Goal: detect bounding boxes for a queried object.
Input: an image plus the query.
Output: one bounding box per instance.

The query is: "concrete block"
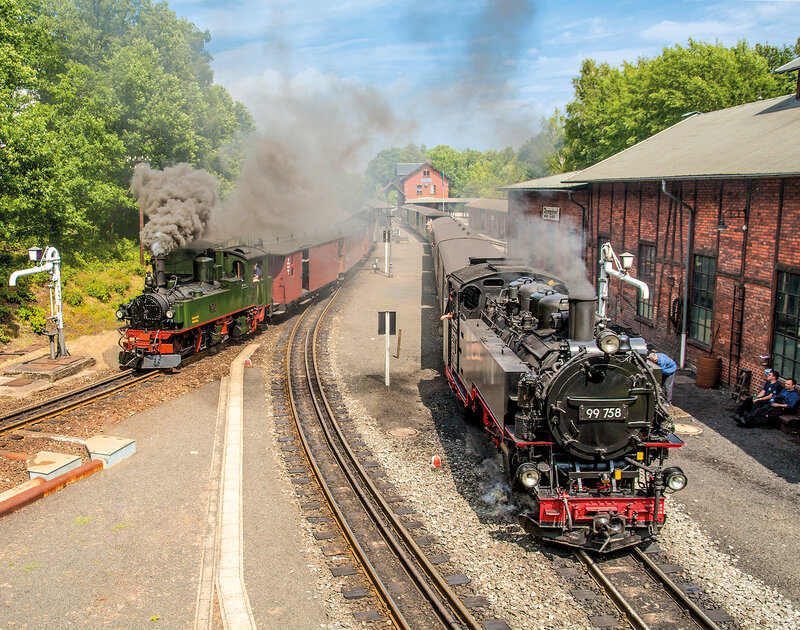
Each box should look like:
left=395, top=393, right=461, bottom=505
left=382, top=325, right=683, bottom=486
left=27, top=451, right=81, bottom=481
left=85, top=435, right=136, bottom=467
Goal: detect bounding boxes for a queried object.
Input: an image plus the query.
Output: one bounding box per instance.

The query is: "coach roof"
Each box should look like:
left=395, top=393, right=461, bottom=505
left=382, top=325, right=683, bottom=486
left=566, top=94, right=800, bottom=182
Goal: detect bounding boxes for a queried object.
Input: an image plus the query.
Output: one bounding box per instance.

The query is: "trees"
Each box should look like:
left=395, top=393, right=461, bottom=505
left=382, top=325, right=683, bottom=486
left=560, top=40, right=797, bottom=171
left=0, top=0, right=254, bottom=254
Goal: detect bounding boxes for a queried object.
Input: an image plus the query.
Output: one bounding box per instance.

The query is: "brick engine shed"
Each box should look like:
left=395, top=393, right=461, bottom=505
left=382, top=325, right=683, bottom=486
left=505, top=92, right=800, bottom=390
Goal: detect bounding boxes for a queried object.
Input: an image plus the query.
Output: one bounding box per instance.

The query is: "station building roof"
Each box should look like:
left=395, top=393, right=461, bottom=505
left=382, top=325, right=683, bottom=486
left=396, top=162, right=425, bottom=178
left=465, top=198, right=509, bottom=213
left=565, top=94, right=800, bottom=183
left=499, top=171, right=586, bottom=191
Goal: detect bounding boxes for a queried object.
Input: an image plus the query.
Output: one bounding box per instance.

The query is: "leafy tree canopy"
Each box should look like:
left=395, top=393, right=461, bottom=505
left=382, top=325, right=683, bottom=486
left=560, top=38, right=800, bottom=171
left=0, top=0, right=254, bottom=256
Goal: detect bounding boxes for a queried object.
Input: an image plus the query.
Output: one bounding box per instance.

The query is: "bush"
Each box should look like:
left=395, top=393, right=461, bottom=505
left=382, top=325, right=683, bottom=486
left=17, top=305, right=48, bottom=334
left=63, top=286, right=84, bottom=307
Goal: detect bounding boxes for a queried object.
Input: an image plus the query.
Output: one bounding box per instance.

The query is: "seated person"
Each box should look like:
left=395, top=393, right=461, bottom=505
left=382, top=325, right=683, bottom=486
left=734, top=369, right=781, bottom=422
left=741, top=377, right=799, bottom=427
left=252, top=262, right=262, bottom=281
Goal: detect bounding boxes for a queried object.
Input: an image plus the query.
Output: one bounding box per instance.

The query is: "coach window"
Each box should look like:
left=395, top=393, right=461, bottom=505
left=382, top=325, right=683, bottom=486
left=636, top=243, right=655, bottom=321
left=689, top=254, right=716, bottom=345
left=772, top=271, right=800, bottom=378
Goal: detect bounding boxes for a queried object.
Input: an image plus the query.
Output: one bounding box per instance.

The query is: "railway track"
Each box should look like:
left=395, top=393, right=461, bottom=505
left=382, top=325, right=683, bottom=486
left=574, top=547, right=730, bottom=630
left=0, top=369, right=160, bottom=438
left=278, top=290, right=495, bottom=629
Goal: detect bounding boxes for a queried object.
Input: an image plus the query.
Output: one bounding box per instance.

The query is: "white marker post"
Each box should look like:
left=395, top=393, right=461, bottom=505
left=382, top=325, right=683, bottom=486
left=378, top=311, right=396, bottom=387
left=383, top=228, right=390, bottom=275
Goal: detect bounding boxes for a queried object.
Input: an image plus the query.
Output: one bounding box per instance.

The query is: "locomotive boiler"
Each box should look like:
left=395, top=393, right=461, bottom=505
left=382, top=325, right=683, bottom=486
left=427, top=214, right=686, bottom=553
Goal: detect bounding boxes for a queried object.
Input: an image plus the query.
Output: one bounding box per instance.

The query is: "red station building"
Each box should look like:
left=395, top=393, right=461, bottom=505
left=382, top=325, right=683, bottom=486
left=504, top=81, right=800, bottom=391
left=395, top=160, right=449, bottom=206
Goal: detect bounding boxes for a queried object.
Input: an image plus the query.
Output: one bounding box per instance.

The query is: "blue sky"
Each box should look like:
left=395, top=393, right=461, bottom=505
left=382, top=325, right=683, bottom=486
left=169, top=0, right=800, bottom=162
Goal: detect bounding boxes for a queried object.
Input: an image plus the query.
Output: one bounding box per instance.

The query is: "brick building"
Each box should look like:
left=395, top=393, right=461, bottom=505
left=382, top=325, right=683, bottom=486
left=504, top=92, right=800, bottom=389
left=465, top=198, right=508, bottom=240
left=394, top=160, right=449, bottom=205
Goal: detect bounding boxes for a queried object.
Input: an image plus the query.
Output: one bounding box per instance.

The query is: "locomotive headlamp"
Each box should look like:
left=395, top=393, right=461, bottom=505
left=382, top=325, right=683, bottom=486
left=165, top=308, right=175, bottom=319
left=516, top=463, right=540, bottom=488
left=597, top=330, right=621, bottom=354
left=116, top=309, right=125, bottom=320
left=663, top=467, right=687, bottom=492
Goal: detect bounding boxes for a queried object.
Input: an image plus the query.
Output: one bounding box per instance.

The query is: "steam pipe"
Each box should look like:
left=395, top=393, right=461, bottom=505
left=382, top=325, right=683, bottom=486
left=602, top=263, right=650, bottom=300
left=9, top=263, right=53, bottom=286
left=661, top=180, right=695, bottom=370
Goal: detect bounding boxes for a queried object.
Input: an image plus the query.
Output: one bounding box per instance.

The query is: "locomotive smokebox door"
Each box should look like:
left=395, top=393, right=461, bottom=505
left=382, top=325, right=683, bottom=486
left=546, top=357, right=651, bottom=461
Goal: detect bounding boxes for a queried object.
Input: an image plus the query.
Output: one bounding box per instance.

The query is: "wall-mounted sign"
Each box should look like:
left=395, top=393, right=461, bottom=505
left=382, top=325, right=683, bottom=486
left=542, top=206, right=560, bottom=222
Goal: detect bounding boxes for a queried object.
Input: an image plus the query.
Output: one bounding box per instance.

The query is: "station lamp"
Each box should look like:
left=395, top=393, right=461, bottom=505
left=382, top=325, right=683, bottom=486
left=620, top=251, right=634, bottom=269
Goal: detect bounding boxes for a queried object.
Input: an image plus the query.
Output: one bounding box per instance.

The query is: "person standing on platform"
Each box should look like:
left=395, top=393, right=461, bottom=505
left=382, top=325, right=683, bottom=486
left=648, top=351, right=677, bottom=404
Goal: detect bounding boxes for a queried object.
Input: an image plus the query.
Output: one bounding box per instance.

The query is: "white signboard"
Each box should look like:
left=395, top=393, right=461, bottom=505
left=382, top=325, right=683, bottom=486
left=542, top=206, right=560, bottom=222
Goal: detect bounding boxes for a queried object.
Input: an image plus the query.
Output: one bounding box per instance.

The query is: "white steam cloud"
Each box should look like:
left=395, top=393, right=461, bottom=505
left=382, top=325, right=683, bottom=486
left=507, top=196, right=594, bottom=295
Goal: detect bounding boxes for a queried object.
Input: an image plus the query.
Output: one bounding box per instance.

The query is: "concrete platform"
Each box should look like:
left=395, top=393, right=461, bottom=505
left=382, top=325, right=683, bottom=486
left=3, top=354, right=95, bottom=381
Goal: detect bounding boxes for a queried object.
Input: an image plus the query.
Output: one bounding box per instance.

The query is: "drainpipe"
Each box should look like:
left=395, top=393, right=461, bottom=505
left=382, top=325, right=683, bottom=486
left=567, top=189, right=587, bottom=253
left=661, top=180, right=694, bottom=369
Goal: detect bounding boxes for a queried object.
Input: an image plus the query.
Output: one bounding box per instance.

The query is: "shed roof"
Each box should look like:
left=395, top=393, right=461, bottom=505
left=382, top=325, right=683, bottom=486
left=409, top=197, right=477, bottom=205
left=500, top=171, right=586, bottom=191
left=566, top=94, right=800, bottom=182
left=366, top=199, right=393, bottom=209
left=465, top=198, right=508, bottom=213
left=776, top=57, right=800, bottom=73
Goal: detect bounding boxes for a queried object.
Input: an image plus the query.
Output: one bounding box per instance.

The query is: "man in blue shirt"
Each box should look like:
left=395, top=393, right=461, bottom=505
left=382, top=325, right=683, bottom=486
left=742, top=377, right=799, bottom=427
left=733, top=370, right=783, bottom=426
left=648, top=351, right=677, bottom=404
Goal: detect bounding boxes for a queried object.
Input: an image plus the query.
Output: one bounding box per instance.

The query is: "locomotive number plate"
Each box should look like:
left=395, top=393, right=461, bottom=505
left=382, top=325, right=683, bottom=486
left=579, top=405, right=628, bottom=421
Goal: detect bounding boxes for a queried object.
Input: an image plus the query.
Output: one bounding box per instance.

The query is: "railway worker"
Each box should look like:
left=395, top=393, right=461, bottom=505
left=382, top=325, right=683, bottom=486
left=647, top=351, right=677, bottom=404
left=253, top=262, right=262, bottom=281
left=733, top=369, right=782, bottom=424
left=741, top=377, right=799, bottom=427
left=440, top=289, right=455, bottom=321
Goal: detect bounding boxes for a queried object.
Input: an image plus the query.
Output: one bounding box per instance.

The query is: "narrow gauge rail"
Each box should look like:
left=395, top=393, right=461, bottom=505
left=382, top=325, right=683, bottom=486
left=575, top=548, right=725, bottom=630
left=0, top=369, right=160, bottom=438
left=284, top=292, right=484, bottom=630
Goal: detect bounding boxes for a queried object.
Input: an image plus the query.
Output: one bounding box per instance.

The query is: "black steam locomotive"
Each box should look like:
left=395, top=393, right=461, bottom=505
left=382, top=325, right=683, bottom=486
left=425, top=213, right=686, bottom=552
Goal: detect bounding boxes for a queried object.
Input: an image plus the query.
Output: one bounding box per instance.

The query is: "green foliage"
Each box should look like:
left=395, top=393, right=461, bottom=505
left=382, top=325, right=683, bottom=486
left=17, top=305, right=47, bottom=334
left=560, top=39, right=798, bottom=171
left=0, top=0, right=254, bottom=258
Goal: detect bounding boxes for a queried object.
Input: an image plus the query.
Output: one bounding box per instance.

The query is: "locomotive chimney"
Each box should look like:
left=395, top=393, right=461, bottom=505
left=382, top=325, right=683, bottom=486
left=153, top=256, right=166, bottom=288
left=568, top=291, right=597, bottom=341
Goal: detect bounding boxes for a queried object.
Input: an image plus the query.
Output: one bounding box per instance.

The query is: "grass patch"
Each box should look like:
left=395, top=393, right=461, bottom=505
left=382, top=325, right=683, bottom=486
left=0, top=240, right=146, bottom=346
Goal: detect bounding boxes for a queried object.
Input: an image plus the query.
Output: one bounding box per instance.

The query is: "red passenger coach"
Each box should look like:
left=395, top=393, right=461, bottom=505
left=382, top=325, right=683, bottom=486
left=308, top=240, right=340, bottom=291
left=264, top=212, right=376, bottom=315
left=267, top=249, right=303, bottom=311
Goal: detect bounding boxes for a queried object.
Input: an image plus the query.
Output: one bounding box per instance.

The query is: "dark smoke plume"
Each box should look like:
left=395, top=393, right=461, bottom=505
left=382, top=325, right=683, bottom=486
left=405, top=0, right=537, bottom=146
left=207, top=70, right=408, bottom=242
left=132, top=163, right=219, bottom=257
